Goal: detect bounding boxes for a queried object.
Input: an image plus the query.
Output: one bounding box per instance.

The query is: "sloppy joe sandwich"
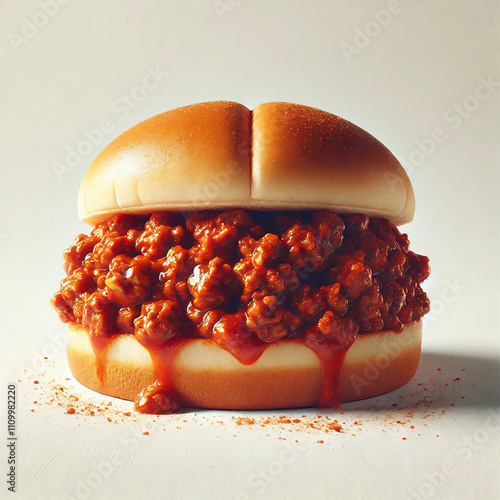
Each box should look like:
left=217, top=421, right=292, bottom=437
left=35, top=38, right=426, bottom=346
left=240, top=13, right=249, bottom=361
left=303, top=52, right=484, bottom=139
left=51, top=101, right=430, bottom=414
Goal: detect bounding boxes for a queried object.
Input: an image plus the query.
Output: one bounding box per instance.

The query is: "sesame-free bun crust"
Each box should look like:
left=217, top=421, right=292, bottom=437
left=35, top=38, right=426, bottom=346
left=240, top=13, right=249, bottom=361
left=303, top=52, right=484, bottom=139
left=66, top=322, right=422, bottom=409
left=78, top=101, right=415, bottom=226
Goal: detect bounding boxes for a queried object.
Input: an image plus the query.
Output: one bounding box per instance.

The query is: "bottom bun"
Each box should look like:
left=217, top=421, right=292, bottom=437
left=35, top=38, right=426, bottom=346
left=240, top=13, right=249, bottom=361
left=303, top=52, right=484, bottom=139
left=66, top=321, right=422, bottom=411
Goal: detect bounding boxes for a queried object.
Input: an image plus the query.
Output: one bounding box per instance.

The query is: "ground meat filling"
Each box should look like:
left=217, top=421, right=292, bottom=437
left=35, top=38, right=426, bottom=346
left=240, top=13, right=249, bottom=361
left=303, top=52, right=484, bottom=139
left=51, top=210, right=430, bottom=350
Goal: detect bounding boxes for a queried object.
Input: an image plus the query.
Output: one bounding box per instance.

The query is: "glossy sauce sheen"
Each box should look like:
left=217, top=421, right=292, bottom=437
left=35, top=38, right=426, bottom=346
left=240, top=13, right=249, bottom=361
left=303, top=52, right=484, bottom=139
left=89, top=331, right=354, bottom=412
left=88, top=334, right=117, bottom=382
left=303, top=336, right=356, bottom=407
left=53, top=209, right=431, bottom=414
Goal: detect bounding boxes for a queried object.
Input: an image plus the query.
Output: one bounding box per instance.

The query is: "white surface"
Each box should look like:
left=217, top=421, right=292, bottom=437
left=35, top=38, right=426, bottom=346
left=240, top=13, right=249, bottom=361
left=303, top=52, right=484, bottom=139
left=1, top=1, right=499, bottom=499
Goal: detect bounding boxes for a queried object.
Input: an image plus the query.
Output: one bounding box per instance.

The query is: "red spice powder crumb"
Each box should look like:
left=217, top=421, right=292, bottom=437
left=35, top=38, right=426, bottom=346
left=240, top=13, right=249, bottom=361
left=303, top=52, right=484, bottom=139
left=233, top=415, right=343, bottom=434
left=24, top=364, right=141, bottom=423
left=437, top=368, right=441, bottom=371
left=143, top=431, right=149, bottom=435
left=22, top=355, right=464, bottom=437
left=402, top=437, right=407, bottom=440
left=317, top=440, right=324, bottom=444
left=453, top=378, right=461, bottom=381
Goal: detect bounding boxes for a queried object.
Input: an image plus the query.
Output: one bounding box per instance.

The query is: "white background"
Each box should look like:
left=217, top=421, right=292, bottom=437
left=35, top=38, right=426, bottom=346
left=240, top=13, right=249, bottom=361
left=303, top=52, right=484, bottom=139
left=1, top=1, right=499, bottom=499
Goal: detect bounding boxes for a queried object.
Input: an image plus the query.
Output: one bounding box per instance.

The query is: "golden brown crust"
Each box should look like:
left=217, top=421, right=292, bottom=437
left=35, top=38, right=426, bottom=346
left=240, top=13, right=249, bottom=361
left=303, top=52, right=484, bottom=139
left=66, top=322, right=422, bottom=409
left=252, top=102, right=415, bottom=225
left=78, top=101, right=252, bottom=225
left=78, top=101, right=414, bottom=226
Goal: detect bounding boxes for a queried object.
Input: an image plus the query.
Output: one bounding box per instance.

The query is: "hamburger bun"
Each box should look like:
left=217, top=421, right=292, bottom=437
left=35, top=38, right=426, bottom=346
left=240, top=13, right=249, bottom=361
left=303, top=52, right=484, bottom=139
left=67, top=321, right=422, bottom=409
left=53, top=101, right=428, bottom=413
left=78, top=101, right=414, bottom=225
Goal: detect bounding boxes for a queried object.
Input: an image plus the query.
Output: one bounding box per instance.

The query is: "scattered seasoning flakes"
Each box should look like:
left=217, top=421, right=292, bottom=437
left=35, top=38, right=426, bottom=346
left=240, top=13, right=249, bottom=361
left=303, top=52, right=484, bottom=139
left=22, top=351, right=461, bottom=436
left=143, top=431, right=149, bottom=435
left=233, top=415, right=343, bottom=434
left=437, top=368, right=441, bottom=371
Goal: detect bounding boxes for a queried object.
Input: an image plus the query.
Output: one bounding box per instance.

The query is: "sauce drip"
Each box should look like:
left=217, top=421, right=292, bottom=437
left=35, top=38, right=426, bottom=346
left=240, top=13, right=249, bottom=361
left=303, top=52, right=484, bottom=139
left=211, top=313, right=269, bottom=365
left=133, top=327, right=270, bottom=414
left=134, top=337, right=191, bottom=414
left=88, top=334, right=117, bottom=382
left=304, top=336, right=355, bottom=407
left=214, top=334, right=269, bottom=365
left=131, top=334, right=354, bottom=413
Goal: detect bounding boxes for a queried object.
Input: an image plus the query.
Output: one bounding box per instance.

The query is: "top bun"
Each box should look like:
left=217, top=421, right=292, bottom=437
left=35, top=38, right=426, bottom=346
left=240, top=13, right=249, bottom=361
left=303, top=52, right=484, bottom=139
left=78, top=101, right=414, bottom=226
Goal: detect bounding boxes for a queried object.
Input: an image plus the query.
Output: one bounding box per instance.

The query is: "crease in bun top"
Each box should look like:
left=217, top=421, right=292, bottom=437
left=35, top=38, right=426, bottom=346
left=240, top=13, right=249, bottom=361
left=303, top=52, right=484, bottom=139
left=51, top=101, right=430, bottom=414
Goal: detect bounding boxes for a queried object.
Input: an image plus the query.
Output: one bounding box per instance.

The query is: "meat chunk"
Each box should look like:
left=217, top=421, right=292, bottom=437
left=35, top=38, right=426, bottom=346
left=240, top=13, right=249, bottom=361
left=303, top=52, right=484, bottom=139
left=52, top=210, right=431, bottom=346
left=134, top=300, right=183, bottom=346
left=105, top=255, right=154, bottom=307
left=188, top=258, right=237, bottom=310
left=246, top=295, right=301, bottom=342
